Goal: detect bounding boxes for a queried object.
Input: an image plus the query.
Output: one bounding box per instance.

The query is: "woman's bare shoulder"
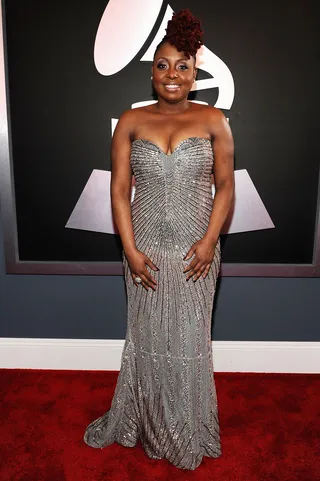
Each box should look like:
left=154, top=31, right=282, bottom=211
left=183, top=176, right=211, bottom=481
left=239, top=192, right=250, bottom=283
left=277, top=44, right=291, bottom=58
left=117, top=106, right=152, bottom=131
left=120, top=105, right=154, bottom=120
left=193, top=104, right=225, bottom=121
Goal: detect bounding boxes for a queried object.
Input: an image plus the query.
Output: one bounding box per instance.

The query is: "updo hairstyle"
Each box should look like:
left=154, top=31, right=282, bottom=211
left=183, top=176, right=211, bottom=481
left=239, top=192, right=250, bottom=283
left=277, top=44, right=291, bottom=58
left=154, top=9, right=204, bottom=61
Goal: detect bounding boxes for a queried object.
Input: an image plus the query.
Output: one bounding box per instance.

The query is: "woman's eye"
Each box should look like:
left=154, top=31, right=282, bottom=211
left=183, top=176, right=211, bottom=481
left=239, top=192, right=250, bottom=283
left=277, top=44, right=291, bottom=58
left=156, top=63, right=188, bottom=70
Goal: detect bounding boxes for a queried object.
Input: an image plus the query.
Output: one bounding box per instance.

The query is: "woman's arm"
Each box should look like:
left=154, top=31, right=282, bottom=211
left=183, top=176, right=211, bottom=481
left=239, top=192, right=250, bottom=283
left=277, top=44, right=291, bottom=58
left=183, top=107, right=234, bottom=281
left=110, top=110, right=137, bottom=255
left=111, top=110, right=158, bottom=290
left=204, top=108, right=235, bottom=245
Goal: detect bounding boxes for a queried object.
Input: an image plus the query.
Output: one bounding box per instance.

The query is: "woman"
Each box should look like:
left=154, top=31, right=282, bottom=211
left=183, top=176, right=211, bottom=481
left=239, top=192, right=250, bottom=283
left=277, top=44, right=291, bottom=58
left=84, top=9, right=234, bottom=471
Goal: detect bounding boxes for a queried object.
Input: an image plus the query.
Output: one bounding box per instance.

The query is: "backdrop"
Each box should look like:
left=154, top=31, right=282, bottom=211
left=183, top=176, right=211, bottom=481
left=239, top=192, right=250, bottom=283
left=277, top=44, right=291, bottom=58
left=1, top=0, right=319, bottom=275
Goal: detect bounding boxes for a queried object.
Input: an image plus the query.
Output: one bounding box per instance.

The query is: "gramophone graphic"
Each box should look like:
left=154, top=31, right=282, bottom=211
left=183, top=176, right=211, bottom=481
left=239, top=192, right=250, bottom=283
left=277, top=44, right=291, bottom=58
left=66, top=0, right=274, bottom=236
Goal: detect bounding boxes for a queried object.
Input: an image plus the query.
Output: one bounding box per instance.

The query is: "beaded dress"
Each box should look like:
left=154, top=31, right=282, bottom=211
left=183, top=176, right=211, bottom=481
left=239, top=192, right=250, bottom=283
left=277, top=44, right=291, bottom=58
left=84, top=136, right=221, bottom=470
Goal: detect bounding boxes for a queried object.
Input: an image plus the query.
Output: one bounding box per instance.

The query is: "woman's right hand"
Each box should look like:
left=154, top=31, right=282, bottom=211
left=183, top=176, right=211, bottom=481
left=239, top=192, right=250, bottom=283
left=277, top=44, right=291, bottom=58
left=125, top=248, right=159, bottom=290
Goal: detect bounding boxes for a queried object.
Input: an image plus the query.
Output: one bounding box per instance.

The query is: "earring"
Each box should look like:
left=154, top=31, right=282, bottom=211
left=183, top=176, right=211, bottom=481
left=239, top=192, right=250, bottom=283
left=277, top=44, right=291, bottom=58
left=151, top=76, right=153, bottom=80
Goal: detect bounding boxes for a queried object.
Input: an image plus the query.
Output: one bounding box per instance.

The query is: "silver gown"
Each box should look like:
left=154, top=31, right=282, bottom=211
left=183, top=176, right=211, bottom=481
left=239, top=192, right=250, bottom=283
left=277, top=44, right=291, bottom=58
left=84, top=136, right=222, bottom=470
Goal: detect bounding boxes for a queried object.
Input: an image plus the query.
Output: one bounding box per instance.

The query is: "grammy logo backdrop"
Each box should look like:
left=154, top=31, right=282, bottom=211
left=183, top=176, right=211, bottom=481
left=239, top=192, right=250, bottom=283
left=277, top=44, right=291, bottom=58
left=0, top=0, right=319, bottom=276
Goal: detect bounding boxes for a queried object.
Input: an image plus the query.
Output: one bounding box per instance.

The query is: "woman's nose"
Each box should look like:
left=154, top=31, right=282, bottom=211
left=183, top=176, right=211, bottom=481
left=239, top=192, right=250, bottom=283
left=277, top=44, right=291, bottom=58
left=166, top=69, right=178, bottom=79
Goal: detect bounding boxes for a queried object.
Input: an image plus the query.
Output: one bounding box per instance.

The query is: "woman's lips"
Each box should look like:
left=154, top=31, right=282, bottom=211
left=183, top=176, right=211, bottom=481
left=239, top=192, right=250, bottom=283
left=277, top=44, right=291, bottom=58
left=163, top=84, right=181, bottom=92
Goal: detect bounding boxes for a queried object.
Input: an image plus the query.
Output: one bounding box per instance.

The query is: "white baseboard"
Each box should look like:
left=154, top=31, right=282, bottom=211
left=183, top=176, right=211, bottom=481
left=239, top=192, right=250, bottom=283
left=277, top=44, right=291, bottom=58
left=0, top=338, right=319, bottom=373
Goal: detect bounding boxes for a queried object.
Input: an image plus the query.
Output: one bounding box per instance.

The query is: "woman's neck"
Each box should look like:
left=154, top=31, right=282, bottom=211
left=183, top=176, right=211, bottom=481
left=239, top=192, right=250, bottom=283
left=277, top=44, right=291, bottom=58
left=154, top=98, right=191, bottom=115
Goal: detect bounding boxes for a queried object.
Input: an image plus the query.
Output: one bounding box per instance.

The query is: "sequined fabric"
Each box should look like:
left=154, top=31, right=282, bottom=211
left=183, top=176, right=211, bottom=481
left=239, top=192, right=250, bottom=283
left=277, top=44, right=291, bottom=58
left=84, top=137, right=222, bottom=470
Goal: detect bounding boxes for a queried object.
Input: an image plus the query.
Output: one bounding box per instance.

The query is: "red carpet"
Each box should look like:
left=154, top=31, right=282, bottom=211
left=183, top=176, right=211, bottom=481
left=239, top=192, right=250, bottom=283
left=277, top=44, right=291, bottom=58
left=0, top=369, right=319, bottom=481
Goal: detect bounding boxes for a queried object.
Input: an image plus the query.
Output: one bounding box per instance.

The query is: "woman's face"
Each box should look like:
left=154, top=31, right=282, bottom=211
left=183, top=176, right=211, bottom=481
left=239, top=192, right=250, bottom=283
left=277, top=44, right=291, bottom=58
left=152, top=41, right=197, bottom=103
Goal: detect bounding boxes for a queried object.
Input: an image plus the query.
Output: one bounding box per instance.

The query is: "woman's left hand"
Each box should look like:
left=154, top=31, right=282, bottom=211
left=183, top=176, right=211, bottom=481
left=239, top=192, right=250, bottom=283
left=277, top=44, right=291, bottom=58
left=183, top=238, right=217, bottom=281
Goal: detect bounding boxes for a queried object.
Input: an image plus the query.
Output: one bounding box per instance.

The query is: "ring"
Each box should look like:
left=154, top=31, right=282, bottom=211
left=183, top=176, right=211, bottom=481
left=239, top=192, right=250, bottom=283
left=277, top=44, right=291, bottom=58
left=134, top=276, right=142, bottom=284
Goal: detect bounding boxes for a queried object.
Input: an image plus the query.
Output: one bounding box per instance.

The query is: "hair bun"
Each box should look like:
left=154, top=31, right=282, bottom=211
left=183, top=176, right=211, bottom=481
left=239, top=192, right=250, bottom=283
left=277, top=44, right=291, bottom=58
left=165, top=9, right=204, bottom=58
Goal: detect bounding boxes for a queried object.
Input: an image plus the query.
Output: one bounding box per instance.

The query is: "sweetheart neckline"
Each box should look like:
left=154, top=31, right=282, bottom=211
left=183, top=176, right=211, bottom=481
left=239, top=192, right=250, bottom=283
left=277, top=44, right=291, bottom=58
left=131, top=137, right=211, bottom=157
